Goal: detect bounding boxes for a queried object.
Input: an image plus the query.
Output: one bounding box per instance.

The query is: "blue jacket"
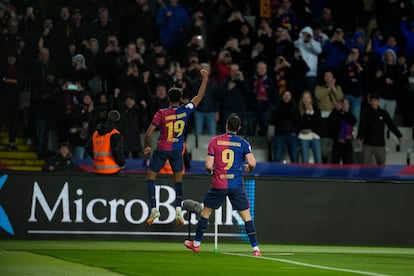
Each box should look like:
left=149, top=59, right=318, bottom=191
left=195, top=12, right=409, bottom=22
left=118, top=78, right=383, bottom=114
left=401, top=19, right=414, bottom=59
left=156, top=4, right=190, bottom=49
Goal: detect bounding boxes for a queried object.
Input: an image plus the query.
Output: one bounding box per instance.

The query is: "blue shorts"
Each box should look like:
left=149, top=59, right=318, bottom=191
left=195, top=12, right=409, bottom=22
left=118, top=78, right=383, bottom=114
left=149, top=149, right=183, bottom=173
left=203, top=188, right=250, bottom=211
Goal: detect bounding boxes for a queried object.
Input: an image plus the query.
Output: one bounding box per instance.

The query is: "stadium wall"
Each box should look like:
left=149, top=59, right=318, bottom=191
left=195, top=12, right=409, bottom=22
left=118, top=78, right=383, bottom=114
left=0, top=172, right=413, bottom=246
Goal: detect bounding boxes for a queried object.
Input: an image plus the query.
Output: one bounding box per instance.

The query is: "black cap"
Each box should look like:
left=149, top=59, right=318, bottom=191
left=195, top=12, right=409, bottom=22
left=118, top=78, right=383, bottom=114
left=81, top=91, right=94, bottom=99
left=368, top=93, right=380, bottom=100
left=107, top=110, right=121, bottom=122
left=125, top=93, right=136, bottom=100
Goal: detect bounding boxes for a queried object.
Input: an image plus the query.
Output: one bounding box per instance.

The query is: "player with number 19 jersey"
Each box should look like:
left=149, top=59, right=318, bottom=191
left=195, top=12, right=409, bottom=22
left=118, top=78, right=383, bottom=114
left=151, top=103, right=195, bottom=151
left=208, top=133, right=252, bottom=189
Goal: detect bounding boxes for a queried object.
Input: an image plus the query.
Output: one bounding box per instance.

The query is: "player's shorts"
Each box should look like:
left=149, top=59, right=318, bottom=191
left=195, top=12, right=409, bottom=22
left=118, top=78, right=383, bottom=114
left=203, top=188, right=250, bottom=211
left=148, top=149, right=183, bottom=173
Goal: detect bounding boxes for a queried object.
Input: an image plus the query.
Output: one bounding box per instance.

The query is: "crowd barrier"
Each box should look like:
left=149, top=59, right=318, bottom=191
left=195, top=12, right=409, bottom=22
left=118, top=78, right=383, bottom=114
left=1, top=172, right=413, bottom=246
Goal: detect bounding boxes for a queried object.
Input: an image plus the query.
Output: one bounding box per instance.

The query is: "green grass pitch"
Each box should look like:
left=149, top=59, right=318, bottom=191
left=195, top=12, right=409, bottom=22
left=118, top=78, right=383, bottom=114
left=1, top=240, right=414, bottom=275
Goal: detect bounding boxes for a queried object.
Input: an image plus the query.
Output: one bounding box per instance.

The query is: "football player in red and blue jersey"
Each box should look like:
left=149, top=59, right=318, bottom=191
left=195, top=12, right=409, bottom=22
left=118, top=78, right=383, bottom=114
left=144, top=68, right=209, bottom=225
left=184, top=113, right=261, bottom=256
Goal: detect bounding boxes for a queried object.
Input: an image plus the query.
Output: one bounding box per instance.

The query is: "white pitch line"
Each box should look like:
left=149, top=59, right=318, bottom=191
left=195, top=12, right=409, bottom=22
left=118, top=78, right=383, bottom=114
left=223, top=252, right=388, bottom=276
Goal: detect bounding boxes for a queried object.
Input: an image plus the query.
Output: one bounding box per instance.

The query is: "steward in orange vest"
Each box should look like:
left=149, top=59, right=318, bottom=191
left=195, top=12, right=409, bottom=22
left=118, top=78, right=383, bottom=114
left=90, top=110, right=125, bottom=175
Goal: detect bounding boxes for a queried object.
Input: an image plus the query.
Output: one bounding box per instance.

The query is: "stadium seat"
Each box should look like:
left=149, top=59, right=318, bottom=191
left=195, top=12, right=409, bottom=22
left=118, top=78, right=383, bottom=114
left=191, top=147, right=207, bottom=161
left=385, top=152, right=411, bottom=165
left=253, top=149, right=270, bottom=162
left=245, top=136, right=269, bottom=149
left=195, top=135, right=213, bottom=148
left=186, top=134, right=196, bottom=153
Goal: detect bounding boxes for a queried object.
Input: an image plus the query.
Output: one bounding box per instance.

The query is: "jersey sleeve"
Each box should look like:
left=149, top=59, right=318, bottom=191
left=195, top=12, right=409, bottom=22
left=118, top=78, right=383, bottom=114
left=243, top=140, right=253, bottom=156
left=207, top=137, right=215, bottom=156
left=151, top=110, right=162, bottom=127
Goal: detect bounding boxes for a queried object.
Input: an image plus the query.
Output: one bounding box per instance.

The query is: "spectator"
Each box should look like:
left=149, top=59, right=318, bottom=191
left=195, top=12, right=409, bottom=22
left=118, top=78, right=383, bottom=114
left=347, top=31, right=367, bottom=54
left=270, top=90, right=299, bottom=163
left=256, top=18, right=274, bottom=59
left=288, top=48, right=309, bottom=102
left=71, top=9, right=94, bottom=48
left=212, top=49, right=232, bottom=86
left=156, top=0, right=190, bottom=60
left=147, top=82, right=169, bottom=124
left=273, top=55, right=293, bottom=96
left=339, top=47, right=365, bottom=129
left=116, top=41, right=145, bottom=76
left=88, top=110, right=125, bottom=175
left=315, top=70, right=343, bottom=163
left=400, top=63, right=414, bottom=127
left=246, top=61, right=277, bottom=136
left=90, top=6, right=119, bottom=51
left=271, top=0, right=298, bottom=37
left=42, top=143, right=77, bottom=172
left=315, top=70, right=344, bottom=118
left=222, top=36, right=243, bottom=66
left=186, top=9, right=208, bottom=48
left=121, top=0, right=157, bottom=44
left=315, top=8, right=334, bottom=37
left=271, top=27, right=294, bottom=63
left=119, top=93, right=143, bottom=159
left=70, top=91, right=97, bottom=159
left=84, top=38, right=102, bottom=94
left=219, top=63, right=249, bottom=134
left=298, top=91, right=322, bottom=163
left=192, top=63, right=219, bottom=136
left=72, top=54, right=93, bottom=92
left=373, top=49, right=403, bottom=122
left=222, top=9, right=247, bottom=42
left=238, top=22, right=256, bottom=62
left=0, top=18, right=24, bottom=64
left=185, top=34, right=210, bottom=64
left=37, top=18, right=69, bottom=77
left=35, top=70, right=61, bottom=157
left=312, top=22, right=329, bottom=46
left=328, top=98, right=357, bottom=164
left=372, top=34, right=399, bottom=58
left=357, top=94, right=403, bottom=165
left=0, top=51, right=23, bottom=152
left=114, top=61, right=150, bottom=110
left=294, top=26, right=322, bottom=92
left=292, top=0, right=314, bottom=29
left=400, top=17, right=414, bottom=62
left=321, top=28, right=348, bottom=74
left=97, top=34, right=122, bottom=94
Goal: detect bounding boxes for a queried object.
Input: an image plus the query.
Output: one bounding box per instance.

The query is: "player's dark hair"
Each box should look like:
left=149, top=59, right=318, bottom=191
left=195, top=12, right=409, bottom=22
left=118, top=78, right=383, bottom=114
left=167, top=87, right=182, bottom=103
left=226, top=113, right=241, bottom=132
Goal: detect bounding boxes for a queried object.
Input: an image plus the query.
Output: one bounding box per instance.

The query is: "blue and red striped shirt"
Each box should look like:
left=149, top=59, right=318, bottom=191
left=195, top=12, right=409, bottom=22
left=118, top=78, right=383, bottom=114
left=151, top=103, right=195, bottom=151
left=208, top=133, right=252, bottom=189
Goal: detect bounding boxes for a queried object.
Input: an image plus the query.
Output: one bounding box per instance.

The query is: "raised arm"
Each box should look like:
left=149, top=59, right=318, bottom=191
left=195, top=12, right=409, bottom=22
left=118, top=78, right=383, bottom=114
left=190, top=68, right=209, bottom=107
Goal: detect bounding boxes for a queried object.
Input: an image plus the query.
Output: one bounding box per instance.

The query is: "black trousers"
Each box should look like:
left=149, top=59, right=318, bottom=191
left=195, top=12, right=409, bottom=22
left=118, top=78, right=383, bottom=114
left=331, top=140, right=354, bottom=164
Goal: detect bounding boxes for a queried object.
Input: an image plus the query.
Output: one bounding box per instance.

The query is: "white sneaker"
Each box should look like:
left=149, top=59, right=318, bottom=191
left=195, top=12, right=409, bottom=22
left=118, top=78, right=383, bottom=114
left=146, top=208, right=160, bottom=225
left=176, top=208, right=185, bottom=226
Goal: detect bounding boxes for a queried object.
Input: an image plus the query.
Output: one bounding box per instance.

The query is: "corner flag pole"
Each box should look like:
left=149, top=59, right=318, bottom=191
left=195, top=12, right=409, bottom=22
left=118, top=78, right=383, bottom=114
left=214, top=208, right=219, bottom=253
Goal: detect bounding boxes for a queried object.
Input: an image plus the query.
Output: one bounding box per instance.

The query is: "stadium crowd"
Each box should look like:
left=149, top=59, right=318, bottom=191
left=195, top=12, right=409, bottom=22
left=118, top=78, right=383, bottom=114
left=1, top=0, right=414, bottom=165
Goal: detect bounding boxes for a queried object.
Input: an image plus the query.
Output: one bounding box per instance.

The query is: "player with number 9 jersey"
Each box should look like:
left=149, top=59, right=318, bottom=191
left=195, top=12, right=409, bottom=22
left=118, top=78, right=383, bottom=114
left=208, top=133, right=252, bottom=189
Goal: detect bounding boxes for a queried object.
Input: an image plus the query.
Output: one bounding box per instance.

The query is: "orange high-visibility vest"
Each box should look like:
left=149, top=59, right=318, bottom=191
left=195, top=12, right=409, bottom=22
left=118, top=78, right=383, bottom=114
left=92, top=128, right=121, bottom=174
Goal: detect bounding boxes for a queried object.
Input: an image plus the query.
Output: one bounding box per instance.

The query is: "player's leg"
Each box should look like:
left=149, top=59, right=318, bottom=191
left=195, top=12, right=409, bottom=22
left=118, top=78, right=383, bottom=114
left=170, top=151, right=185, bottom=225
left=230, top=188, right=261, bottom=256
left=146, top=150, right=167, bottom=225
left=185, top=189, right=224, bottom=252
